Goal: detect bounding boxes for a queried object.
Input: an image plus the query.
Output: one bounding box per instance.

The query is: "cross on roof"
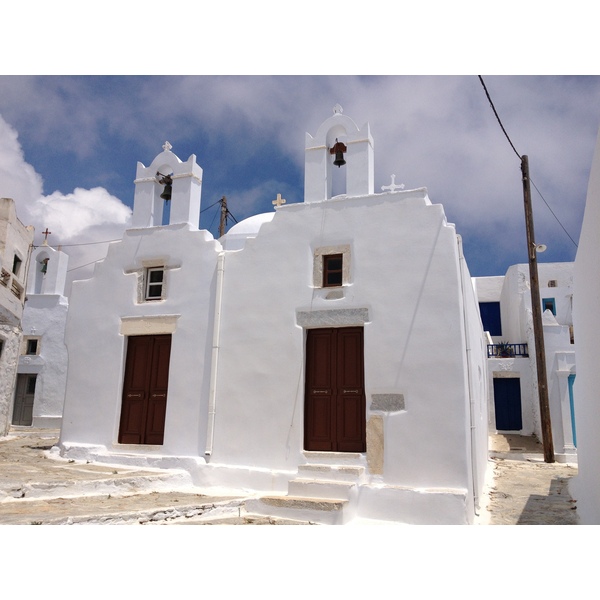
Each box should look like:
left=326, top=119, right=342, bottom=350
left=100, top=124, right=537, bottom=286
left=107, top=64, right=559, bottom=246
left=163, top=141, right=172, bottom=152
left=381, top=174, right=405, bottom=192
left=272, top=193, right=286, bottom=208
left=42, top=228, right=51, bottom=245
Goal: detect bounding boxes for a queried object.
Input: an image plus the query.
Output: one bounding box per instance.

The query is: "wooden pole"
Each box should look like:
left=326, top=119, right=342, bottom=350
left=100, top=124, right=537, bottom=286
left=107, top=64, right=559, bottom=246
left=521, top=155, right=555, bottom=463
left=219, top=196, right=227, bottom=238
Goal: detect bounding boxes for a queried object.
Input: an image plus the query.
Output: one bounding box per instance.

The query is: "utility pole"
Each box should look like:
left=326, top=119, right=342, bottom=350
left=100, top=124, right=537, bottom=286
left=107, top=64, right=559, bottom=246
left=219, top=196, right=228, bottom=238
left=521, top=155, right=555, bottom=463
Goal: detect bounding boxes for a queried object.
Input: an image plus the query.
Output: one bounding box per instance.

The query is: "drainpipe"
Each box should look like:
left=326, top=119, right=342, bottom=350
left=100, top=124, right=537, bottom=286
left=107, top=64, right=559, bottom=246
left=205, top=251, right=225, bottom=456
left=457, top=235, right=480, bottom=515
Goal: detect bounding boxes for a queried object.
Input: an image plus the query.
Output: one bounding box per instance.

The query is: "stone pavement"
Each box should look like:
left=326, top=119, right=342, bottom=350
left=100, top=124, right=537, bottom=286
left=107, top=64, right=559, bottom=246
left=0, top=428, right=309, bottom=525
left=475, top=432, right=579, bottom=525
left=0, top=427, right=580, bottom=525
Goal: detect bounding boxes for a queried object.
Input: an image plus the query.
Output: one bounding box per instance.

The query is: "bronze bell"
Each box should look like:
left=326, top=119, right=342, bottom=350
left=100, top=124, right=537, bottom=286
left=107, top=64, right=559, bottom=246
left=157, top=173, right=173, bottom=201
left=330, top=139, right=347, bottom=167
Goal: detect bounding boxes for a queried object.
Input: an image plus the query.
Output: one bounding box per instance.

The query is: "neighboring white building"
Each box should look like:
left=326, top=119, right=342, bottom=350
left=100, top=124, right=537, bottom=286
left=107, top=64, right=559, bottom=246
left=13, top=243, right=69, bottom=428
left=572, top=127, right=600, bottom=524
left=474, top=262, right=576, bottom=463
left=0, top=197, right=34, bottom=436
left=59, top=109, right=489, bottom=524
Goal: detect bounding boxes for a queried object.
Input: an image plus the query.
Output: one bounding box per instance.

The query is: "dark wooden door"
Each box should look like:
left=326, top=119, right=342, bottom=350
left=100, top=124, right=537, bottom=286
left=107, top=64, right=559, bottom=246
left=304, top=327, right=366, bottom=452
left=493, top=378, right=523, bottom=431
left=12, top=374, right=36, bottom=426
left=118, top=335, right=172, bottom=445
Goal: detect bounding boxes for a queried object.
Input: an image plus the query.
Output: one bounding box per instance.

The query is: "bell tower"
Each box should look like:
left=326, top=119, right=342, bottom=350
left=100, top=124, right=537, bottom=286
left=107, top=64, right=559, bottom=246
left=304, top=105, right=374, bottom=203
left=132, top=142, right=203, bottom=228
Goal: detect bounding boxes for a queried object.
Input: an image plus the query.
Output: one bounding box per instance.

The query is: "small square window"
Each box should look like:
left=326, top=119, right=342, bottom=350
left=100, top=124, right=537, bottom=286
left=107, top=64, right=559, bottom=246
left=145, top=267, right=164, bottom=300
left=323, top=254, right=343, bottom=287
left=26, top=339, right=38, bottom=355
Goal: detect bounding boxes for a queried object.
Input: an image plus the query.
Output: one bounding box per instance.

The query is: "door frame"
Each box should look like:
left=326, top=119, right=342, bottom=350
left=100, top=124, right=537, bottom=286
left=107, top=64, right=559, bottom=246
left=304, top=326, right=366, bottom=452
left=492, top=376, right=523, bottom=431
left=118, top=334, right=172, bottom=445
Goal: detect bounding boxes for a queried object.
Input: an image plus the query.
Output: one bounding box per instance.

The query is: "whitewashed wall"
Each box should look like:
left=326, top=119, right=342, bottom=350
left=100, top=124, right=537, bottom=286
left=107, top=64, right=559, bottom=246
left=15, top=245, right=70, bottom=428
left=572, top=128, right=600, bottom=523
left=205, top=188, right=487, bottom=522
left=59, top=225, right=221, bottom=458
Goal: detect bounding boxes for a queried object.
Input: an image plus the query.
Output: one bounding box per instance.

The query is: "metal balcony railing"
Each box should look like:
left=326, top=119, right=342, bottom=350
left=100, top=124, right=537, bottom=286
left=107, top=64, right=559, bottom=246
left=487, top=343, right=529, bottom=358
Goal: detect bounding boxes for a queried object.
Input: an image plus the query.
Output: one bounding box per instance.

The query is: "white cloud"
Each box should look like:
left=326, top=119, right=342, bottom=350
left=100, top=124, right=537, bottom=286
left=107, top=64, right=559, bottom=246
left=0, top=114, right=131, bottom=294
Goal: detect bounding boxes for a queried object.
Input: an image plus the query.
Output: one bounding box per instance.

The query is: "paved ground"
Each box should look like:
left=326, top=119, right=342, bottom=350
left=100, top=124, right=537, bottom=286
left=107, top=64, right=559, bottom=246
left=475, top=433, right=579, bottom=525
left=0, top=428, right=579, bottom=525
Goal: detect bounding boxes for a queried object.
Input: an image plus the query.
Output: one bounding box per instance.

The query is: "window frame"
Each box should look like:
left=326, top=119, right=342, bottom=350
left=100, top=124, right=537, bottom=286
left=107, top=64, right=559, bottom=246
left=313, top=244, right=351, bottom=289
left=26, top=339, right=38, bottom=355
left=145, top=267, right=165, bottom=301
left=323, top=253, right=344, bottom=288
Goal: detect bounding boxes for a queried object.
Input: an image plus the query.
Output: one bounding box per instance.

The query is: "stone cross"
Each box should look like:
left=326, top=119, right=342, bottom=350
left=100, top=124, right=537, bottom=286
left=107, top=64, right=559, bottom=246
left=272, top=193, right=286, bottom=208
left=381, top=174, right=405, bottom=192
left=163, top=141, right=172, bottom=152
left=333, top=104, right=343, bottom=115
left=42, top=228, right=51, bottom=245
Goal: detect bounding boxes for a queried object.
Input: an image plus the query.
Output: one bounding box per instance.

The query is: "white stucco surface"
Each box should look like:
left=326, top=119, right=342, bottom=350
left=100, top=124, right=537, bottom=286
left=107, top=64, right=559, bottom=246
left=572, top=127, right=600, bottom=523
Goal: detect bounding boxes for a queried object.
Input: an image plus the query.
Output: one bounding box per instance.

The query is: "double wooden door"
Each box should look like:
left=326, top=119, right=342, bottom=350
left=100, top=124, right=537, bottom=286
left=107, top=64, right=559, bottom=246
left=304, top=327, right=366, bottom=452
left=118, top=335, right=172, bottom=445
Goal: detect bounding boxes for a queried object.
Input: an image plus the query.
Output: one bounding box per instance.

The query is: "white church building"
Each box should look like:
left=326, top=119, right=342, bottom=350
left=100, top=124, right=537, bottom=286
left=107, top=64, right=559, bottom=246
left=13, top=242, right=69, bottom=429
left=58, top=108, right=489, bottom=524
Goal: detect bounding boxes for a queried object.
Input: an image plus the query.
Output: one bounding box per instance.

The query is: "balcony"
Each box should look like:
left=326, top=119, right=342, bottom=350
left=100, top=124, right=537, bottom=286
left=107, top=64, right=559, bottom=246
left=487, top=343, right=529, bottom=358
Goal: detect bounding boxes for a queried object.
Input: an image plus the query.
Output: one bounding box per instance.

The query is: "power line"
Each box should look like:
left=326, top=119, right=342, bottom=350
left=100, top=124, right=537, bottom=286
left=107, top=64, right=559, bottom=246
left=478, top=76, right=521, bottom=160
left=478, top=75, right=578, bottom=249
left=35, top=238, right=121, bottom=249
left=67, top=258, right=105, bottom=272
left=530, top=178, right=579, bottom=248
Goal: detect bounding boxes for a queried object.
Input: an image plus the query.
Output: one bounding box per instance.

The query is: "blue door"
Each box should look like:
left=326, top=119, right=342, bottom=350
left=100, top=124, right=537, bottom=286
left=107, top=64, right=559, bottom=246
left=493, top=378, right=522, bottom=431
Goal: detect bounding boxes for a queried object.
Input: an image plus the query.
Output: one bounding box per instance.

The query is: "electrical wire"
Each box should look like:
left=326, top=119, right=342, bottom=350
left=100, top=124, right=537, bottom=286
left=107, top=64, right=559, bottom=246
left=478, top=75, right=578, bottom=249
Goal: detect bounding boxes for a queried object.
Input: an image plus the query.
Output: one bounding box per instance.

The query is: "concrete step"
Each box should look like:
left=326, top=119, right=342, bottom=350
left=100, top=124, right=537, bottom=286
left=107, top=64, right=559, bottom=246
left=245, top=495, right=348, bottom=525
left=288, top=478, right=357, bottom=501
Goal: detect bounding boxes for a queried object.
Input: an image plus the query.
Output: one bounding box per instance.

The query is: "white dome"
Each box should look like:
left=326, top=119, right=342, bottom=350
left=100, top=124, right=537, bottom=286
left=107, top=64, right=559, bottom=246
left=221, top=212, right=274, bottom=250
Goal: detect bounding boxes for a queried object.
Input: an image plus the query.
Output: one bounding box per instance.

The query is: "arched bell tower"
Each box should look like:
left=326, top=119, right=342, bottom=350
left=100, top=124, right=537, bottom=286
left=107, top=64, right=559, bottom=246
left=304, top=105, right=374, bottom=203
left=132, top=141, right=203, bottom=228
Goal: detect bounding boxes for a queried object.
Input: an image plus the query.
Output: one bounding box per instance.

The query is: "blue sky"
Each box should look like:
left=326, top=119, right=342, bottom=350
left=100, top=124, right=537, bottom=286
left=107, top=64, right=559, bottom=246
left=2, top=7, right=599, bottom=294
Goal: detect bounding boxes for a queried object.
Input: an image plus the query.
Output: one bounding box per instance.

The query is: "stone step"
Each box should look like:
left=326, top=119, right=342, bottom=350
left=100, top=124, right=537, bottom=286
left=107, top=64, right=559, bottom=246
left=288, top=478, right=357, bottom=501
left=303, top=451, right=367, bottom=466
left=245, top=495, right=348, bottom=525
left=297, top=463, right=366, bottom=483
